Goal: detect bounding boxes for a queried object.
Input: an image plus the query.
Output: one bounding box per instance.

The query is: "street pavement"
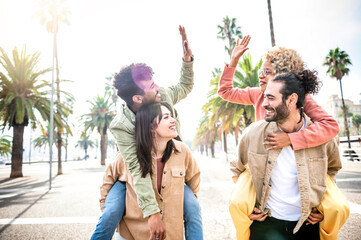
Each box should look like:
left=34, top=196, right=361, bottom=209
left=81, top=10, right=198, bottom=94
left=0, top=153, right=361, bottom=240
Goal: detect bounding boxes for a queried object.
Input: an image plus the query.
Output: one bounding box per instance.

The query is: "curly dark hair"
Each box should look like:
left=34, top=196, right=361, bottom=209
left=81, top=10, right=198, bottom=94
left=113, top=63, right=153, bottom=108
left=272, top=69, right=322, bottom=109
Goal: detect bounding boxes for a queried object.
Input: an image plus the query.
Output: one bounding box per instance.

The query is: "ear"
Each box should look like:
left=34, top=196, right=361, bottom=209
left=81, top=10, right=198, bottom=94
left=132, top=95, right=143, bottom=104
left=288, top=93, right=298, bottom=108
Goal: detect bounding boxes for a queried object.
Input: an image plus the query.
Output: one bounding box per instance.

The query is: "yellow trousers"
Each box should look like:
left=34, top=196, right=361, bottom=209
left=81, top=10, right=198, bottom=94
left=229, top=169, right=350, bottom=240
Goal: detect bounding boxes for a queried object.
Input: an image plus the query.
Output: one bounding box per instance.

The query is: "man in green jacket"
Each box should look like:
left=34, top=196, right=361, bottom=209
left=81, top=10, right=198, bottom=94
left=91, top=26, right=203, bottom=240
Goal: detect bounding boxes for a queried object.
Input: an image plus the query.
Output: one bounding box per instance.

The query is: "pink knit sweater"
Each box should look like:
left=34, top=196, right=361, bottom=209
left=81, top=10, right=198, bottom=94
left=218, top=65, right=340, bottom=150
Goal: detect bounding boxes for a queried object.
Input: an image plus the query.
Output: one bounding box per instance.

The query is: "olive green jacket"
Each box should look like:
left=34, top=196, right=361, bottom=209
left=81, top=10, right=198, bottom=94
left=109, top=59, right=194, bottom=217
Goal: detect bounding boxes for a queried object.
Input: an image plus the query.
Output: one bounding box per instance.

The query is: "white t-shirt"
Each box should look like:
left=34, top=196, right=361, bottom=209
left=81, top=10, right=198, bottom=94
left=266, top=119, right=305, bottom=221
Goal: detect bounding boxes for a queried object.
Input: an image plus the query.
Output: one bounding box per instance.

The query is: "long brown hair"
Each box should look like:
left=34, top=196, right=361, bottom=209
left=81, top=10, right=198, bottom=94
left=136, top=102, right=179, bottom=178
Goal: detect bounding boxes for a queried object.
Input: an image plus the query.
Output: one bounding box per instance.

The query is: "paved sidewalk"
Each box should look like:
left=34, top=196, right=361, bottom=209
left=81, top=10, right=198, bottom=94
left=0, top=154, right=360, bottom=239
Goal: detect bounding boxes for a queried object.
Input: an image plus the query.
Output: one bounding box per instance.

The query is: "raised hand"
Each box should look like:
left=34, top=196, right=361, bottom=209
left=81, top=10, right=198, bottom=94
left=229, top=35, right=251, bottom=67
left=179, top=25, right=192, bottom=62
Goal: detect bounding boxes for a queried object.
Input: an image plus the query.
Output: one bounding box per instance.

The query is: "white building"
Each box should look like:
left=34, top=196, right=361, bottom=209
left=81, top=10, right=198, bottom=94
left=324, top=94, right=361, bottom=135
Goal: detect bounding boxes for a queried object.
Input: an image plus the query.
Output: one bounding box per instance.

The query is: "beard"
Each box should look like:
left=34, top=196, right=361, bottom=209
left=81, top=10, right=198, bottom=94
left=264, top=102, right=290, bottom=122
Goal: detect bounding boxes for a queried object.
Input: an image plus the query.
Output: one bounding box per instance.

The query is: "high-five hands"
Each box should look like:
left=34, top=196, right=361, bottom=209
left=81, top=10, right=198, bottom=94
left=229, top=35, right=251, bottom=67
left=179, top=25, right=192, bottom=62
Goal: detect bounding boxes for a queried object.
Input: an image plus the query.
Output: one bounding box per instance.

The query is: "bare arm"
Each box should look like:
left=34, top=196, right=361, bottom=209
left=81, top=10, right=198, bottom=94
left=264, top=94, right=339, bottom=150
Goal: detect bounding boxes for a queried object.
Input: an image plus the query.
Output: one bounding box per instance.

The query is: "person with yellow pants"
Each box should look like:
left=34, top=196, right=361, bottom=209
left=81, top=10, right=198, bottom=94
left=229, top=168, right=349, bottom=240
left=218, top=36, right=349, bottom=239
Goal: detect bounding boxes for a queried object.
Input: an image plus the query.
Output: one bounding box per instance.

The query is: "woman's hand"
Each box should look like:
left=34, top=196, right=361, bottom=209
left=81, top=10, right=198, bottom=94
left=229, top=35, right=251, bottom=67
left=306, top=208, right=324, bottom=225
left=248, top=207, right=267, bottom=222
left=263, top=131, right=291, bottom=150
left=148, top=213, right=166, bottom=240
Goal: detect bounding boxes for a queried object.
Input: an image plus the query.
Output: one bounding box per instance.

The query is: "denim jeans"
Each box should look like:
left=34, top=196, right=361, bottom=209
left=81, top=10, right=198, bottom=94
left=91, top=181, right=126, bottom=240
left=91, top=181, right=203, bottom=240
left=183, top=184, right=203, bottom=240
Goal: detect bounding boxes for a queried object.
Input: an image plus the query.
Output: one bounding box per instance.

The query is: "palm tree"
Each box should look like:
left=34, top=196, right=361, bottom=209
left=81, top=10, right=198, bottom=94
left=82, top=95, right=115, bottom=165
left=105, top=75, right=118, bottom=110
left=194, top=114, right=217, bottom=158
left=267, top=0, right=276, bottom=47
left=33, top=125, right=61, bottom=150
left=76, top=134, right=95, bottom=158
left=217, top=16, right=242, bottom=58
left=34, top=0, right=71, bottom=174
left=0, top=135, right=12, bottom=158
left=352, top=114, right=361, bottom=135
left=0, top=46, right=54, bottom=177
left=324, top=47, right=352, bottom=148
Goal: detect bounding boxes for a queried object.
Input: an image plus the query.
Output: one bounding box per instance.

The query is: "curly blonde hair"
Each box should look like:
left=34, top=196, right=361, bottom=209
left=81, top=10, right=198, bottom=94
left=263, top=47, right=305, bottom=74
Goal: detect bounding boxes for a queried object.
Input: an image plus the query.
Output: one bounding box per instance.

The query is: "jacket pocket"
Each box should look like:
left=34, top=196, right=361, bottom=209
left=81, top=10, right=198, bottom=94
left=309, top=157, right=327, bottom=186
left=171, top=168, right=185, bottom=195
left=248, top=152, right=267, bottom=179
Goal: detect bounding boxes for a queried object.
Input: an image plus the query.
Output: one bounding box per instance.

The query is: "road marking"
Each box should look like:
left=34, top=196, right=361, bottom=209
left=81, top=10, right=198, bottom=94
left=0, top=216, right=99, bottom=225
left=0, top=187, right=98, bottom=199
left=0, top=201, right=360, bottom=225
left=336, top=178, right=361, bottom=182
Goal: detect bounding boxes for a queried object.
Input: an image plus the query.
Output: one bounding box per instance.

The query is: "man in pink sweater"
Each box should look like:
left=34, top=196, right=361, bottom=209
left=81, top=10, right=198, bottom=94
left=218, top=36, right=349, bottom=240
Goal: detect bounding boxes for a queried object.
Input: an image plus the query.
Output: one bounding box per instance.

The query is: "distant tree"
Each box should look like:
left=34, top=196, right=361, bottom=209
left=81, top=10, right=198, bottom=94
left=217, top=16, right=242, bottom=58
left=82, top=95, right=115, bottom=165
left=76, top=134, right=95, bottom=158
left=324, top=47, right=352, bottom=148
left=352, top=114, right=361, bottom=135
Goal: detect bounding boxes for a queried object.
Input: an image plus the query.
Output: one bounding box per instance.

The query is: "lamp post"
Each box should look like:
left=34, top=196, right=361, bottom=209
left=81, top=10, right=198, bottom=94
left=49, top=13, right=57, bottom=190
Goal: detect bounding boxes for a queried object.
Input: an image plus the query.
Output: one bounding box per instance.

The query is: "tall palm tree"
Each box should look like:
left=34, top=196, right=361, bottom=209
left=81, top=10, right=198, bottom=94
left=82, top=95, right=115, bottom=165
left=76, top=134, right=95, bottom=158
left=267, top=0, right=276, bottom=47
left=34, top=0, right=71, bottom=174
left=217, top=16, right=242, bottom=58
left=324, top=47, right=352, bottom=148
left=352, top=114, right=361, bottom=135
left=0, top=46, right=55, bottom=177
left=0, top=135, right=11, bottom=158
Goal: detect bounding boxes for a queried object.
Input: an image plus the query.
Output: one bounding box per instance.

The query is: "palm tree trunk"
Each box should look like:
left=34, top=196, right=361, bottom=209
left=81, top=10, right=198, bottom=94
left=210, top=140, right=215, bottom=158
left=339, top=79, right=351, bottom=149
left=57, top=132, right=62, bottom=174
left=54, top=34, right=63, bottom=175
left=100, top=134, right=107, bottom=165
left=223, top=131, right=228, bottom=154
left=267, top=0, right=276, bottom=47
left=10, top=125, right=25, bottom=178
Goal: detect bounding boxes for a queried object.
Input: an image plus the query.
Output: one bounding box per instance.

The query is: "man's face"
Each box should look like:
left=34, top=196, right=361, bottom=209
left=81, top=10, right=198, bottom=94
left=258, top=61, right=275, bottom=93
left=138, top=78, right=161, bottom=104
left=262, top=81, right=290, bottom=122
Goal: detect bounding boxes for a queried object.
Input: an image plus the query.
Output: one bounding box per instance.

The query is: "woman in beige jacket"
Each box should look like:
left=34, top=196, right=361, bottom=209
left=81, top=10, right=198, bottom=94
left=99, top=102, right=201, bottom=240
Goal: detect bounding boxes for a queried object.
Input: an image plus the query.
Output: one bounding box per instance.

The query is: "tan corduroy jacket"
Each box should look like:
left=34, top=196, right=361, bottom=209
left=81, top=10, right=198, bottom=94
left=100, top=140, right=200, bottom=240
left=230, top=116, right=342, bottom=233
